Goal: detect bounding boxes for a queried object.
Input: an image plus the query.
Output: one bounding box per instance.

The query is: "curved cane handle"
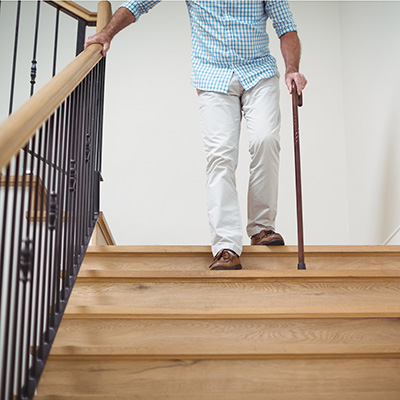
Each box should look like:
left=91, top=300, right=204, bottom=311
left=292, top=81, right=303, bottom=107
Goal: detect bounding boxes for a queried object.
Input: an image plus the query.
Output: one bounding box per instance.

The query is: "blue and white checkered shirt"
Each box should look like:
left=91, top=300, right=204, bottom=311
left=121, top=1, right=297, bottom=93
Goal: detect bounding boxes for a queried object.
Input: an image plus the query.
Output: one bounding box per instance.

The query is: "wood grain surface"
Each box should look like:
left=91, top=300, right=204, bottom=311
left=36, top=359, right=400, bottom=399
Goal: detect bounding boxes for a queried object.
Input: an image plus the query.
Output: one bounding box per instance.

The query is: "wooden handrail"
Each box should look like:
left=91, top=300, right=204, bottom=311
left=45, top=1, right=98, bottom=25
left=0, top=1, right=112, bottom=171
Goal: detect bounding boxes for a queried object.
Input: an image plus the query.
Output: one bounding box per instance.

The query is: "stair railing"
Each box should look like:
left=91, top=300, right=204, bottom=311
left=0, top=2, right=112, bottom=399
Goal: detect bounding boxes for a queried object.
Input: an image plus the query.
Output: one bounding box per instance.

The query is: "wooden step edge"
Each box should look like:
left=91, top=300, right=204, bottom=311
left=64, top=306, right=400, bottom=320
left=47, top=352, right=400, bottom=361
left=49, top=344, right=400, bottom=359
left=76, top=269, right=400, bottom=283
left=85, top=245, right=400, bottom=256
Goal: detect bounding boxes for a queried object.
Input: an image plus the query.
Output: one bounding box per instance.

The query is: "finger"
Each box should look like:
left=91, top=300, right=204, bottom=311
left=102, top=43, right=109, bottom=56
left=286, top=78, right=293, bottom=94
left=295, top=76, right=305, bottom=95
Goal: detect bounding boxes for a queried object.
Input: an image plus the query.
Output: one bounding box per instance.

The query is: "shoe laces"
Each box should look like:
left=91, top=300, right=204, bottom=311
left=214, top=249, right=236, bottom=260
left=261, top=230, right=275, bottom=237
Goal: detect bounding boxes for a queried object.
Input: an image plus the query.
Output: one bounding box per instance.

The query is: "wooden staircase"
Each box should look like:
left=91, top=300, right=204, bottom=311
left=36, top=245, right=400, bottom=399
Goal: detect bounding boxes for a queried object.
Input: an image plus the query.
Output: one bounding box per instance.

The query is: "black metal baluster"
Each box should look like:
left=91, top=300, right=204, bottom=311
left=65, top=90, right=77, bottom=285
left=72, top=84, right=83, bottom=270
left=87, top=68, right=95, bottom=231
left=15, top=137, right=30, bottom=399
left=60, top=96, right=71, bottom=301
left=54, top=102, right=66, bottom=314
left=43, top=114, right=55, bottom=346
left=29, top=126, right=44, bottom=389
left=61, top=95, right=72, bottom=300
left=73, top=83, right=83, bottom=266
left=17, top=237, right=33, bottom=400
left=52, top=7, right=60, bottom=77
left=23, top=131, right=40, bottom=398
left=76, top=18, right=86, bottom=56
left=0, top=166, right=11, bottom=400
left=37, top=120, right=50, bottom=361
left=30, top=0, right=41, bottom=96
left=49, top=107, right=61, bottom=326
left=56, top=102, right=67, bottom=313
left=9, top=0, right=22, bottom=115
left=82, top=72, right=90, bottom=245
left=6, top=153, right=22, bottom=399
left=98, top=58, right=106, bottom=200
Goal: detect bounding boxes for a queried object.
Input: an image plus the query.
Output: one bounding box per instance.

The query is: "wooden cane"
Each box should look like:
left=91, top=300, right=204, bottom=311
left=292, top=82, right=306, bottom=270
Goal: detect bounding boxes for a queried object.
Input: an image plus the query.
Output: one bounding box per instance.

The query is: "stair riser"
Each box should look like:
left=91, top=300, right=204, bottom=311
left=82, top=254, right=400, bottom=271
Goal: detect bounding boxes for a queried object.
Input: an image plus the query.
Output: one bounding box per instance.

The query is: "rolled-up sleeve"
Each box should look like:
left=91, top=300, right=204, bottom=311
left=120, top=0, right=161, bottom=22
left=265, top=0, right=297, bottom=38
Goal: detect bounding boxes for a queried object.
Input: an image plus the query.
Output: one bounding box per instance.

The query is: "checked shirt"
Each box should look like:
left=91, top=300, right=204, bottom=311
left=121, top=1, right=297, bottom=93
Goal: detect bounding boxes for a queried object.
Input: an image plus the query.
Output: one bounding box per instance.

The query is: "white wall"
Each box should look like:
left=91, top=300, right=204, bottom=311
left=2, top=1, right=400, bottom=247
left=99, top=1, right=352, bottom=246
left=338, top=1, right=400, bottom=245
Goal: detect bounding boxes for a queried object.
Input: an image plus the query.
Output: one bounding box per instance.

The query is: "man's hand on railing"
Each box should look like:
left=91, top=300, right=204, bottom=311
left=85, top=32, right=112, bottom=56
left=84, top=7, right=135, bottom=56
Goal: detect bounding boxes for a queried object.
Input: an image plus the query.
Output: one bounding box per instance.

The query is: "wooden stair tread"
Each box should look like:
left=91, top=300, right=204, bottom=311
left=64, top=305, right=400, bottom=319
left=82, top=245, right=400, bottom=271
left=66, top=280, right=400, bottom=316
left=50, top=318, right=400, bottom=358
left=77, top=269, right=400, bottom=281
left=36, top=359, right=400, bottom=399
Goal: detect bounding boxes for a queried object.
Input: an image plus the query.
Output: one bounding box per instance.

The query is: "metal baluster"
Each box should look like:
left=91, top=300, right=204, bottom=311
left=61, top=95, right=72, bottom=300
left=17, top=237, right=32, bottom=399
left=15, top=136, right=30, bottom=399
left=67, top=88, right=78, bottom=281
left=0, top=166, right=11, bottom=400
left=52, top=7, right=60, bottom=77
left=54, top=102, right=66, bottom=314
left=23, top=131, right=40, bottom=398
left=30, top=0, right=41, bottom=96
left=76, top=18, right=86, bottom=56
left=60, top=96, right=71, bottom=301
left=4, top=153, right=21, bottom=400
left=72, top=84, right=83, bottom=270
left=37, top=120, right=50, bottom=361
left=30, top=126, right=44, bottom=387
left=82, top=72, right=91, bottom=245
left=43, top=114, right=55, bottom=345
left=87, top=68, right=96, bottom=230
left=49, top=106, right=61, bottom=326
left=73, top=83, right=82, bottom=266
left=9, top=0, right=22, bottom=115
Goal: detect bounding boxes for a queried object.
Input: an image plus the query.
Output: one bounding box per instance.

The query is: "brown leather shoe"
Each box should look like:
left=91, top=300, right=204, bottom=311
left=251, top=230, right=285, bottom=246
left=209, top=249, right=242, bottom=270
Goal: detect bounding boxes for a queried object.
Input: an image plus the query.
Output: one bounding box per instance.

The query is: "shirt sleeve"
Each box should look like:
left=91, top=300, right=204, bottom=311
left=120, top=0, right=161, bottom=22
left=265, top=1, right=297, bottom=38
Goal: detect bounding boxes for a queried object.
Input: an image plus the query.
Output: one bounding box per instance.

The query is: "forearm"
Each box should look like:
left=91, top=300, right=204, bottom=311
left=280, top=31, right=301, bottom=74
left=280, top=31, right=307, bottom=94
left=101, top=7, right=135, bottom=41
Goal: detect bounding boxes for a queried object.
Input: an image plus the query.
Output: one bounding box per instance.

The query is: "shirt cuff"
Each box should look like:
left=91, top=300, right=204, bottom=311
left=120, top=1, right=159, bottom=22
left=275, top=23, right=297, bottom=38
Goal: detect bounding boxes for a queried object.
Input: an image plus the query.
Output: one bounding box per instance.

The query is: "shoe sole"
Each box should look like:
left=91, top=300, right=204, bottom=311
left=255, top=240, right=284, bottom=246
left=210, top=264, right=242, bottom=271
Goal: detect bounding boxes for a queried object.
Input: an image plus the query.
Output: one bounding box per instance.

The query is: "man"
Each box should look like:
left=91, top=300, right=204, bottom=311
left=85, top=0, right=307, bottom=270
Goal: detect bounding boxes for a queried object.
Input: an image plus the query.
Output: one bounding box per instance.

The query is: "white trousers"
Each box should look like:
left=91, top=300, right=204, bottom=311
left=197, top=73, right=281, bottom=256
